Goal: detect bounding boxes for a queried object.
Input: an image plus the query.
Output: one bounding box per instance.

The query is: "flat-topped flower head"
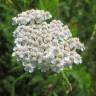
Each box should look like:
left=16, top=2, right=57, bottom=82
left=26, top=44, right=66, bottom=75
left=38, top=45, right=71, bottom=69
left=12, top=9, right=85, bottom=73
left=12, top=9, right=52, bottom=25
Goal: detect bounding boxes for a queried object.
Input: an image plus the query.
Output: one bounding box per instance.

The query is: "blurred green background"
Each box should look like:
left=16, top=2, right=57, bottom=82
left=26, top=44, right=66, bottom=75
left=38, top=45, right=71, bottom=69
left=0, top=0, right=96, bottom=96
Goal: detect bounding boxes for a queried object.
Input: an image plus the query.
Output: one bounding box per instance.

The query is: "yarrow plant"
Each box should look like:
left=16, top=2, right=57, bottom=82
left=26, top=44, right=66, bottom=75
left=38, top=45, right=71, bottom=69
left=12, top=9, right=85, bottom=73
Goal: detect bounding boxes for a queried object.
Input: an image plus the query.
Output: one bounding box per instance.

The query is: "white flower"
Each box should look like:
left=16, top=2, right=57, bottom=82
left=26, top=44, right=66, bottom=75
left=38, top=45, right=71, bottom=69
left=12, top=9, right=52, bottom=25
left=12, top=9, right=85, bottom=73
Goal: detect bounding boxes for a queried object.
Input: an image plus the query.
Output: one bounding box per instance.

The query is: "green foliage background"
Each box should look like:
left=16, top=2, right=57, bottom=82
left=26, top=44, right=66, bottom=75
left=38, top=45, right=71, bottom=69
left=0, top=0, right=96, bottom=96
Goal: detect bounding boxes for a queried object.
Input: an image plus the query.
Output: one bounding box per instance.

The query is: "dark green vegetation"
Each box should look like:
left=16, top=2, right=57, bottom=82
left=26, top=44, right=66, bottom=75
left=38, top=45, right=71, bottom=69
left=0, top=0, right=96, bottom=96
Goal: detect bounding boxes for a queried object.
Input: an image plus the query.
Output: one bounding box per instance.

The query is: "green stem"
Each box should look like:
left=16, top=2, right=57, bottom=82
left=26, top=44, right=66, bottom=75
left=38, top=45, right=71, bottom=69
left=61, top=71, right=72, bottom=93
left=11, top=72, right=30, bottom=96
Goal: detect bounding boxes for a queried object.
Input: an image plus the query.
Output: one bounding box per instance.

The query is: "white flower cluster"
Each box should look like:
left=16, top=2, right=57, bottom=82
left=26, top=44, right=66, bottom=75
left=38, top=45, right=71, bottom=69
left=12, top=9, right=85, bottom=73
left=12, top=9, right=52, bottom=25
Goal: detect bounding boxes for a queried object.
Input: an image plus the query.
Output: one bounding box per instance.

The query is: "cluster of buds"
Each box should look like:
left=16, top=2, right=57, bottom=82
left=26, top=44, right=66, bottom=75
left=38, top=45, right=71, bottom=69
left=12, top=9, right=85, bottom=73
